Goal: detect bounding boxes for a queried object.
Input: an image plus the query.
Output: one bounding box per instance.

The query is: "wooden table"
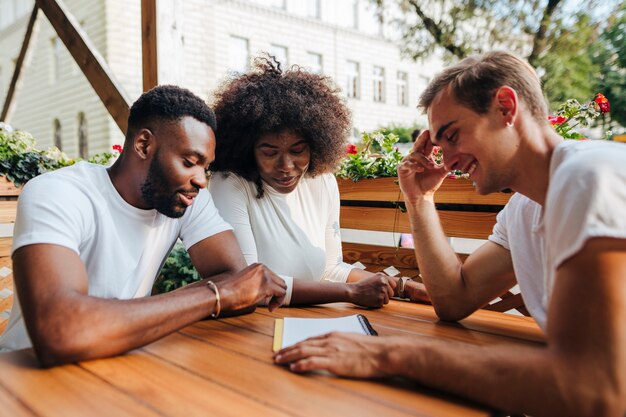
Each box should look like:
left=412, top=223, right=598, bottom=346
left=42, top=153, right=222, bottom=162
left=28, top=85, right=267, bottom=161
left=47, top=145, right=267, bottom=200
left=0, top=301, right=544, bottom=417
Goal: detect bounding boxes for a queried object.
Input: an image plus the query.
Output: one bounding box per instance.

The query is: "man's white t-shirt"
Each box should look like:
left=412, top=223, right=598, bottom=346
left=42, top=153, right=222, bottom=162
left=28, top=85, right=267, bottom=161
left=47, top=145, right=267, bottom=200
left=489, top=140, right=626, bottom=330
left=209, top=173, right=354, bottom=304
left=0, top=161, right=231, bottom=350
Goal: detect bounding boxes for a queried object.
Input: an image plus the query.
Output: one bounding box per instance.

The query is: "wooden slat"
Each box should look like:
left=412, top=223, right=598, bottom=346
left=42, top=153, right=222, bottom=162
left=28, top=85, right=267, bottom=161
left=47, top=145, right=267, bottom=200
left=0, top=201, right=18, bottom=224
left=0, top=385, right=37, bottom=417
left=343, top=242, right=418, bottom=269
left=37, top=0, right=131, bottom=134
left=341, top=206, right=497, bottom=239
left=0, top=350, right=163, bottom=417
left=337, top=177, right=512, bottom=205
left=1, top=5, right=41, bottom=123
left=80, top=351, right=293, bottom=417
left=0, top=238, right=12, bottom=257
left=141, top=0, right=158, bottom=91
left=0, top=177, right=21, bottom=197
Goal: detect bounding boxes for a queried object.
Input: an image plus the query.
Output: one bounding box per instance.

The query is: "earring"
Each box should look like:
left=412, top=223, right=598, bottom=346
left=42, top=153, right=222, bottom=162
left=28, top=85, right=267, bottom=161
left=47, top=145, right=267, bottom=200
left=506, top=122, right=514, bottom=128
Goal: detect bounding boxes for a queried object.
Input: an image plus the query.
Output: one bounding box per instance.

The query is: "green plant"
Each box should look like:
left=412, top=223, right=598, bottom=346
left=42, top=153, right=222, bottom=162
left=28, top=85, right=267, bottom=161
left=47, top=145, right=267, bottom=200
left=152, top=242, right=200, bottom=294
left=0, top=122, right=120, bottom=186
left=378, top=124, right=422, bottom=144
left=549, top=93, right=612, bottom=140
left=336, top=131, right=404, bottom=181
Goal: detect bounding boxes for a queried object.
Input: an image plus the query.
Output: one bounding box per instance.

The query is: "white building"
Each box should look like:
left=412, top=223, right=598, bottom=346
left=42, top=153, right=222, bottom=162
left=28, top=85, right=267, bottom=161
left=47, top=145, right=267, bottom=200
left=0, top=0, right=442, bottom=158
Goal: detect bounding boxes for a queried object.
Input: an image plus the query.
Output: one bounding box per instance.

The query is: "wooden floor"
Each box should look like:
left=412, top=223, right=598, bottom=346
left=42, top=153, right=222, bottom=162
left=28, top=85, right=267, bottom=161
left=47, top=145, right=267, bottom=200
left=0, top=301, right=544, bottom=417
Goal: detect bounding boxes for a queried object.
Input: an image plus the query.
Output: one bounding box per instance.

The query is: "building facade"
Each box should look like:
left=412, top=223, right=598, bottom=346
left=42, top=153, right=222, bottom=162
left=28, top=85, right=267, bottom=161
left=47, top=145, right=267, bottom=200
left=0, top=0, right=441, bottom=157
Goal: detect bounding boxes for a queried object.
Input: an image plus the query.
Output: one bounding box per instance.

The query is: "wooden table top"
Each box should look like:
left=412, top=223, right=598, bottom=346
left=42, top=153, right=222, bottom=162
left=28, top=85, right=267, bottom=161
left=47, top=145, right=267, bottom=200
left=0, top=301, right=544, bottom=417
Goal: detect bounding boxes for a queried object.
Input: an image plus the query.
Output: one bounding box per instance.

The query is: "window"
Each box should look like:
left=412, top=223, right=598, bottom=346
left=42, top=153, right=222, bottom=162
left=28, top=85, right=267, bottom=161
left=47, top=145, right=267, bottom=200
left=269, top=44, right=289, bottom=69
left=306, top=0, right=321, bottom=19
left=53, top=119, right=62, bottom=151
left=78, top=112, right=88, bottom=159
left=228, top=36, right=249, bottom=74
left=373, top=66, right=385, bottom=102
left=397, top=71, right=409, bottom=106
left=346, top=61, right=360, bottom=99
left=50, top=36, right=63, bottom=83
left=306, top=52, right=322, bottom=74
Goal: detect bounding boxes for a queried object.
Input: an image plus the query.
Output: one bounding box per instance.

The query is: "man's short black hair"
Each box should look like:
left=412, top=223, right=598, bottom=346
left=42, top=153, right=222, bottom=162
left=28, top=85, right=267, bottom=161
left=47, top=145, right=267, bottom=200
left=126, top=85, right=216, bottom=140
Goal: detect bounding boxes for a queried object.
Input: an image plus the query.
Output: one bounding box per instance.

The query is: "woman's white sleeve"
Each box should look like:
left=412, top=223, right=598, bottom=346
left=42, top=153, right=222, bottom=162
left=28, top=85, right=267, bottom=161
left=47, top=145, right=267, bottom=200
left=210, top=175, right=294, bottom=305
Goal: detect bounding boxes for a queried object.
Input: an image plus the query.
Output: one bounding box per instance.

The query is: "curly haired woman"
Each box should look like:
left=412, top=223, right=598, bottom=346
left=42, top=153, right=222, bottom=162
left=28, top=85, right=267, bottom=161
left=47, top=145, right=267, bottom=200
left=209, top=56, right=400, bottom=307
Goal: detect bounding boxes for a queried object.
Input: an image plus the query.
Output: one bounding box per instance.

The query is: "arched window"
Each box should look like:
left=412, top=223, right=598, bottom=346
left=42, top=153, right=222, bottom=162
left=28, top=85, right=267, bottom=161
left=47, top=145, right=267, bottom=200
left=53, top=118, right=62, bottom=150
left=78, top=112, right=88, bottom=158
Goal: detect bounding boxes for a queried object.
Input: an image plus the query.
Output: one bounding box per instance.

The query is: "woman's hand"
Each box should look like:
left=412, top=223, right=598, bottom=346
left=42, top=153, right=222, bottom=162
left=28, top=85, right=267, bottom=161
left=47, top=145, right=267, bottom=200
left=398, top=130, right=448, bottom=204
left=347, top=273, right=395, bottom=308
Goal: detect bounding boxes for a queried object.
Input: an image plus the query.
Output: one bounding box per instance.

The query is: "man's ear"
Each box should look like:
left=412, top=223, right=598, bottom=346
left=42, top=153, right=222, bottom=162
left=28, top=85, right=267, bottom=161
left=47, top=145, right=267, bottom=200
left=494, top=86, right=518, bottom=126
left=133, top=128, right=154, bottom=160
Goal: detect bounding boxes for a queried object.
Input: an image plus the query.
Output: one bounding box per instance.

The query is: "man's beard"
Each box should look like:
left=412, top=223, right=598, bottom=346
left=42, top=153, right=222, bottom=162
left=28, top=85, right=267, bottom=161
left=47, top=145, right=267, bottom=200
left=140, top=156, right=193, bottom=218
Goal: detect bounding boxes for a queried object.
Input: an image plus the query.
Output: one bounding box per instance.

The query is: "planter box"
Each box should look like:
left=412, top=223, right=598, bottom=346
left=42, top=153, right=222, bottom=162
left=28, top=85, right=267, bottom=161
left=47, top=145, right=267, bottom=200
left=0, top=176, right=20, bottom=199
left=337, top=176, right=512, bottom=206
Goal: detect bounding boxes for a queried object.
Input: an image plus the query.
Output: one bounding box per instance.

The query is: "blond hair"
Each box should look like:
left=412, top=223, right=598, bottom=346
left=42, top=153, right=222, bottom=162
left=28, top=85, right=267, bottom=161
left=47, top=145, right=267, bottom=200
left=419, top=51, right=547, bottom=121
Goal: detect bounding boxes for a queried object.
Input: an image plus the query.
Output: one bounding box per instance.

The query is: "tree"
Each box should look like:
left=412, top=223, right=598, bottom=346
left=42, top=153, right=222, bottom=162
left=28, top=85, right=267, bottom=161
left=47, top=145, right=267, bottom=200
left=372, top=0, right=620, bottom=108
left=592, top=3, right=626, bottom=129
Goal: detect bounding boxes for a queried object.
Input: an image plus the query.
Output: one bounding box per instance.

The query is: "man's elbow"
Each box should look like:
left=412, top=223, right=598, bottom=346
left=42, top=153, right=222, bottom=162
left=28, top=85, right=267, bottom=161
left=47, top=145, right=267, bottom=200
left=30, top=327, right=92, bottom=368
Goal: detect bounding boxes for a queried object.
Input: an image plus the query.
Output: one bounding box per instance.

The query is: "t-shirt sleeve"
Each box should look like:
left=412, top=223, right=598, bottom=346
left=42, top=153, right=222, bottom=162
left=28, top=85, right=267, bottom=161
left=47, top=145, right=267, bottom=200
left=488, top=198, right=511, bottom=251
left=320, top=175, right=353, bottom=283
left=208, top=174, right=259, bottom=265
left=545, top=158, right=626, bottom=269
left=12, top=175, right=92, bottom=255
left=178, top=188, right=232, bottom=250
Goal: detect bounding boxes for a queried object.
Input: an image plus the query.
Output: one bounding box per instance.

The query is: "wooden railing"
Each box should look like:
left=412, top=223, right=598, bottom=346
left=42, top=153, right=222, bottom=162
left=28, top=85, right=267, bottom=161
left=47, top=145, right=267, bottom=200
left=0, top=178, right=19, bottom=334
left=338, top=177, right=529, bottom=315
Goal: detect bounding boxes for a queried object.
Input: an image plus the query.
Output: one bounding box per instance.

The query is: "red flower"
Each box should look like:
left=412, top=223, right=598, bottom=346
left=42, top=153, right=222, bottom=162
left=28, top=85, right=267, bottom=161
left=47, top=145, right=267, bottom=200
left=594, top=93, right=610, bottom=113
left=548, top=115, right=567, bottom=125
left=346, top=144, right=358, bottom=155
left=112, top=144, right=123, bottom=153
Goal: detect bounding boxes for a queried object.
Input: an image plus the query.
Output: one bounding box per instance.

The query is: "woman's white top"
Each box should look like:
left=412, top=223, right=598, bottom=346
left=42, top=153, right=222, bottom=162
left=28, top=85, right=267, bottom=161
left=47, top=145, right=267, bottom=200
left=209, top=173, right=354, bottom=304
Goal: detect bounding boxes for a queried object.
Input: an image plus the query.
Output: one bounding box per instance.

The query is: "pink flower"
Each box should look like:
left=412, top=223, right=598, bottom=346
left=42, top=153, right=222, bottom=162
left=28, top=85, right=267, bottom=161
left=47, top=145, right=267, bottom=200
left=346, top=144, right=357, bottom=155
left=548, top=115, right=567, bottom=125
left=112, top=144, right=123, bottom=153
left=594, top=93, right=610, bottom=113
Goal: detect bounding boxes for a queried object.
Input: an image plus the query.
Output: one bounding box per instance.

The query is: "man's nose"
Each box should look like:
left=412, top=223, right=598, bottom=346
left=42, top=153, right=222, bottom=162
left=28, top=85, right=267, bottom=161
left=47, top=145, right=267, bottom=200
left=191, top=168, right=208, bottom=189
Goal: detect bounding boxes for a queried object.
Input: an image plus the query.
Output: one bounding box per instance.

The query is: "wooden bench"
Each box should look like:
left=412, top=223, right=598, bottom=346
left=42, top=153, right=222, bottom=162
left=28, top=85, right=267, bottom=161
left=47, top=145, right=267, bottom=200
left=0, top=177, right=19, bottom=335
left=337, top=177, right=529, bottom=315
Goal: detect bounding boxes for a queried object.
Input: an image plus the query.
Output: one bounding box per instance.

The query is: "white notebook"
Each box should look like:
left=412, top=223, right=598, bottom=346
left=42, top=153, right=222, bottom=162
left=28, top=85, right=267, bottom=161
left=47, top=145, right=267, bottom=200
left=273, top=314, right=377, bottom=351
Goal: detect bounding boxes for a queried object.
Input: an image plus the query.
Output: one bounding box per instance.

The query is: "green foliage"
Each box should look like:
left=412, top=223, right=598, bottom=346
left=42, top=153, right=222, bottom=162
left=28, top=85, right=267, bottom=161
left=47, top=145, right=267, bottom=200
left=0, top=122, right=121, bottom=187
left=538, top=13, right=602, bottom=107
left=592, top=3, right=626, bottom=130
left=152, top=242, right=201, bottom=294
left=378, top=124, right=422, bottom=144
left=0, top=123, right=75, bottom=186
left=550, top=94, right=612, bottom=140
left=336, top=131, right=404, bottom=181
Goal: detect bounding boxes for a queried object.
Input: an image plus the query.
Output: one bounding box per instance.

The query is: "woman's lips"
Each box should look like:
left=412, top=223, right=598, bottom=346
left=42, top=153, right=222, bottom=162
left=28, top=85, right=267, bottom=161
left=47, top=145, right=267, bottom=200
left=274, top=176, right=297, bottom=187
